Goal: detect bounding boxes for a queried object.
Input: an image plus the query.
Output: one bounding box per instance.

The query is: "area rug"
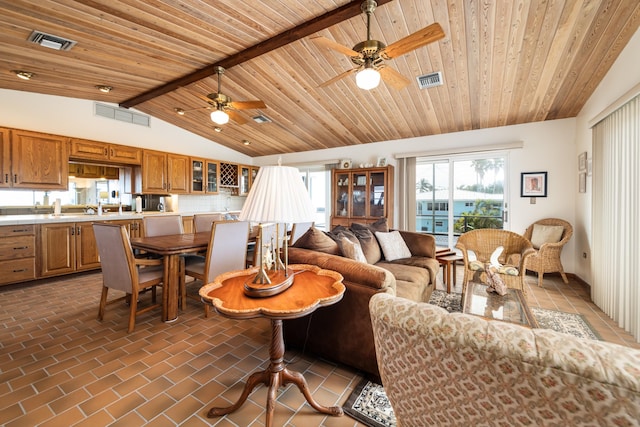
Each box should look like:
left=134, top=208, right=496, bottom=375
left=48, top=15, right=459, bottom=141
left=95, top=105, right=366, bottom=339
left=343, top=290, right=601, bottom=427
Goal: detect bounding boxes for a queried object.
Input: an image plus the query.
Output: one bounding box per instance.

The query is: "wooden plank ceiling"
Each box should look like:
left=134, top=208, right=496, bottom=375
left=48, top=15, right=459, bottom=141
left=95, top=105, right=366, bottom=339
left=1, top=0, right=639, bottom=157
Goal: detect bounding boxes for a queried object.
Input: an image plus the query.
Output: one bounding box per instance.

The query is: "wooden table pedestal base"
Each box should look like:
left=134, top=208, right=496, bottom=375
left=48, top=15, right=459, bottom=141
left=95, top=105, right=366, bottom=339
left=207, top=319, right=343, bottom=426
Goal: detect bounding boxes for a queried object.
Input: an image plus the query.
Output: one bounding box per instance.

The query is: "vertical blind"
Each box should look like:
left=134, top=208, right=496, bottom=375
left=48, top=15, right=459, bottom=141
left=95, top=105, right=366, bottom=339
left=592, top=94, right=640, bottom=340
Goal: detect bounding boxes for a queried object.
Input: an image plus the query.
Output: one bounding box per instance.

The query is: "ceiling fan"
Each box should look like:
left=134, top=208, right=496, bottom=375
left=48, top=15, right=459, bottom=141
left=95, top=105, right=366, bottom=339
left=193, top=66, right=266, bottom=125
left=312, top=0, right=445, bottom=90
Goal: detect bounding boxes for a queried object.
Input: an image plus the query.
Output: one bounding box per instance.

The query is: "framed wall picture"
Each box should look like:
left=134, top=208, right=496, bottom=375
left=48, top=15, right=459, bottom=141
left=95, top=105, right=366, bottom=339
left=521, top=172, right=547, bottom=197
left=578, top=152, right=587, bottom=171
left=579, top=172, right=587, bottom=193
left=376, top=157, right=387, bottom=167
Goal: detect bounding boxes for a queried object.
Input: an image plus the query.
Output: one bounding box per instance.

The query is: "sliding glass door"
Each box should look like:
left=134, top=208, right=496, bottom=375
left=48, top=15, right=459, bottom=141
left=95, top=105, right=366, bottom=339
left=416, top=154, right=507, bottom=249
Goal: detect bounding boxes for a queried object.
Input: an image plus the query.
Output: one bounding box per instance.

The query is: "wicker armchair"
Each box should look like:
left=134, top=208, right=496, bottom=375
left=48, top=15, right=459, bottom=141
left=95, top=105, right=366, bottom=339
left=455, top=229, right=535, bottom=294
left=523, top=218, right=573, bottom=287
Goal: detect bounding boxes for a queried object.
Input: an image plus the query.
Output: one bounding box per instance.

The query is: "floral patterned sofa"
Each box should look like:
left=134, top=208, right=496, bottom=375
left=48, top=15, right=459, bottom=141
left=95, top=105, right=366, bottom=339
left=370, top=293, right=640, bottom=426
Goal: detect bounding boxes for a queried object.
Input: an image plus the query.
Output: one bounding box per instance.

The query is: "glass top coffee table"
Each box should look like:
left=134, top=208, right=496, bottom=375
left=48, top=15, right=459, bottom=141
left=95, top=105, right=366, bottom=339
left=462, top=282, right=538, bottom=328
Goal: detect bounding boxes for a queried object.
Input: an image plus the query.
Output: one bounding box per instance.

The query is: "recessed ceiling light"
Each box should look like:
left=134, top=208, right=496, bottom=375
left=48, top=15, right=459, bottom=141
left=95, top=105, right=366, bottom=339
left=95, top=85, right=113, bottom=93
left=242, top=140, right=251, bottom=146
left=174, top=108, right=185, bottom=115
left=12, top=70, right=35, bottom=80
left=214, top=127, right=222, bottom=132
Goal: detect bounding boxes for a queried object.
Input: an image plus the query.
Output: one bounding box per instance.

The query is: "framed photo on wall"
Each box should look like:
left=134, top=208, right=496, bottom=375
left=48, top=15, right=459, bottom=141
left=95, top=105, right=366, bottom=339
left=521, top=172, right=547, bottom=197
left=578, top=152, right=587, bottom=171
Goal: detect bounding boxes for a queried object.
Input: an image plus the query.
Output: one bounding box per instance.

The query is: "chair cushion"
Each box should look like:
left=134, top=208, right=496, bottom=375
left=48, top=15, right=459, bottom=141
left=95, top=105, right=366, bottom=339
left=292, top=227, right=340, bottom=255
left=375, top=231, right=412, bottom=261
left=468, top=260, right=518, bottom=276
left=531, top=224, right=564, bottom=249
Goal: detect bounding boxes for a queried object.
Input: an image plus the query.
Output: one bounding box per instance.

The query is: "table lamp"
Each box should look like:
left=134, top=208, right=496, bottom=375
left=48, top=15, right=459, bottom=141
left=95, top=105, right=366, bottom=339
left=239, top=162, right=315, bottom=297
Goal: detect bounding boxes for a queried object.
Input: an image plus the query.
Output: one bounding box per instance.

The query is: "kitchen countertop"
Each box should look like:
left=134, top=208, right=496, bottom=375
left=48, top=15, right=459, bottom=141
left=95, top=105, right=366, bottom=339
left=0, top=211, right=240, bottom=226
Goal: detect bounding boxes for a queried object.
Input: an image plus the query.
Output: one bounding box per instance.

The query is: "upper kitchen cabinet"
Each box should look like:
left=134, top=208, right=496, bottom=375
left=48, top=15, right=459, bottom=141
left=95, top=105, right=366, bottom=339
left=69, top=138, right=142, bottom=165
left=0, top=128, right=10, bottom=189
left=7, top=129, right=69, bottom=190
left=139, top=150, right=189, bottom=194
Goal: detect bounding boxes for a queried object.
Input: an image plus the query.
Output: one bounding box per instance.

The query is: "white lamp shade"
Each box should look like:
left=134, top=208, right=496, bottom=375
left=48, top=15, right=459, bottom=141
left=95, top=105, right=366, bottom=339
left=239, top=165, right=315, bottom=223
left=210, top=109, right=229, bottom=125
left=356, top=67, right=381, bottom=90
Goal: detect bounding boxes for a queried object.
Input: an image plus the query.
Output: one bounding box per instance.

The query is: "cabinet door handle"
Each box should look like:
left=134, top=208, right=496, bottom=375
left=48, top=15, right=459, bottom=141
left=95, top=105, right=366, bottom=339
left=4, top=173, right=7, bottom=183
left=12, top=229, right=29, bottom=233
left=13, top=246, right=28, bottom=250
left=71, top=227, right=75, bottom=235
left=13, top=269, right=27, bottom=273
left=76, top=227, right=81, bottom=235
left=105, top=148, right=108, bottom=156
left=13, top=174, right=17, bottom=183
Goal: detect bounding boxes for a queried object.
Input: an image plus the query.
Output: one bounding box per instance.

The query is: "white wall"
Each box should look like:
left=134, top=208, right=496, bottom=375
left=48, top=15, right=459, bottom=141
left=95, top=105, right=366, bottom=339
left=574, top=28, right=640, bottom=284
left=0, top=89, right=251, bottom=165
left=256, top=118, right=578, bottom=273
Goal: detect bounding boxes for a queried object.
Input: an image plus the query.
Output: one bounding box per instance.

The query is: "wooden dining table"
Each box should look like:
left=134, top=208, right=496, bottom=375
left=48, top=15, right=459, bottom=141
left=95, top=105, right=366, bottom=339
left=130, top=232, right=210, bottom=322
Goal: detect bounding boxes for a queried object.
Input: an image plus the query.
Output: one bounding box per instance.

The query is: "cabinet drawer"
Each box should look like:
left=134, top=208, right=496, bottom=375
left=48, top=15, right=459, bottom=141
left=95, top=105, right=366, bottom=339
left=0, top=224, right=35, bottom=237
left=0, top=235, right=35, bottom=259
left=0, top=258, right=36, bottom=284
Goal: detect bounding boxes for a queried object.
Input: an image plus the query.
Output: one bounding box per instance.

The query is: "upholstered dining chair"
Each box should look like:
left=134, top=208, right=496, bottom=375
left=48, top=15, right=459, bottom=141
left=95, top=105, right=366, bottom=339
left=142, top=214, right=188, bottom=309
left=523, top=218, right=573, bottom=287
left=289, top=221, right=314, bottom=246
left=93, top=223, right=164, bottom=333
left=185, top=220, right=250, bottom=317
left=456, top=229, right=535, bottom=294
left=193, top=213, right=224, bottom=233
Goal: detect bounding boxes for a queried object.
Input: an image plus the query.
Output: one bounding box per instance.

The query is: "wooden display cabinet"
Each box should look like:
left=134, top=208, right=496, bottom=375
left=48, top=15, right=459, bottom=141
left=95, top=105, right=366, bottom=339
left=330, top=165, right=394, bottom=229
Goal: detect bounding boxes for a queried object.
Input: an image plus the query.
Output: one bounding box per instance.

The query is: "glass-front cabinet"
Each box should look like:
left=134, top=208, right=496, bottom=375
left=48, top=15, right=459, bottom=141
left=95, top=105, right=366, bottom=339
left=206, top=160, right=219, bottom=193
left=191, top=158, right=205, bottom=193
left=239, top=165, right=251, bottom=196
left=331, top=165, right=394, bottom=229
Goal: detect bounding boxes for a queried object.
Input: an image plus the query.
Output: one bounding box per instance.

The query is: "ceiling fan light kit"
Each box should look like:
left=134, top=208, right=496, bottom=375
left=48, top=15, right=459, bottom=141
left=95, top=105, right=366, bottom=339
left=313, top=0, right=444, bottom=90
left=210, top=108, right=229, bottom=125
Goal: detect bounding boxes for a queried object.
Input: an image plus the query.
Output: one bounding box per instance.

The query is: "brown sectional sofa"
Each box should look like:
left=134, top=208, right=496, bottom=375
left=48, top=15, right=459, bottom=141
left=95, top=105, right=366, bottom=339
left=283, top=224, right=439, bottom=377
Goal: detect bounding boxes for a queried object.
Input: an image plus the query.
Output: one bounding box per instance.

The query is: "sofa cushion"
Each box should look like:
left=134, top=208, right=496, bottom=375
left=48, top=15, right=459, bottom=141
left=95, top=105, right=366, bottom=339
left=376, top=262, right=430, bottom=301
left=337, top=236, right=367, bottom=263
left=530, top=224, right=564, bottom=249
left=352, top=228, right=382, bottom=264
left=375, top=231, right=412, bottom=261
left=351, top=218, right=389, bottom=233
left=292, top=227, right=340, bottom=255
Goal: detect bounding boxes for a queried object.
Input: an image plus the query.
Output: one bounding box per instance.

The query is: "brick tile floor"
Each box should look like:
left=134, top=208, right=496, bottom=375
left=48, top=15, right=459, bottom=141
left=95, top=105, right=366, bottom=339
left=0, top=267, right=637, bottom=426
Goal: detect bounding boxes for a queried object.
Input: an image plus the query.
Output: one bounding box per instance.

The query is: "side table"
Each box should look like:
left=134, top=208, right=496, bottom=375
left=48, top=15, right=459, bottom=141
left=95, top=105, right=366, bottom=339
left=199, top=264, right=345, bottom=427
left=437, top=253, right=464, bottom=293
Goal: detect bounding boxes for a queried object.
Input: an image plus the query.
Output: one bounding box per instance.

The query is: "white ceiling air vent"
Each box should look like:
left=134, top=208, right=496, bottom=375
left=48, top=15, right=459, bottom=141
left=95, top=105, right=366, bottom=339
left=252, top=114, right=272, bottom=124
left=95, top=103, right=150, bottom=127
left=417, top=71, right=443, bottom=89
left=28, top=30, right=77, bottom=51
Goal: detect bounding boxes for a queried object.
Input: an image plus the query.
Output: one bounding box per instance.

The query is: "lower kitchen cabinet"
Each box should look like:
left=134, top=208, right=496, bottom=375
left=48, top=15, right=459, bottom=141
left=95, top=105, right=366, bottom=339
left=39, top=219, right=142, bottom=278
left=0, top=224, right=36, bottom=286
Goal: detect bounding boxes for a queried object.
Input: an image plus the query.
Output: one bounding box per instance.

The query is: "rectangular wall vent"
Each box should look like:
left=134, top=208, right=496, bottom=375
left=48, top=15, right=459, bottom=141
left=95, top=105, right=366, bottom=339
left=252, top=114, right=272, bottom=124
left=417, top=71, right=443, bottom=89
left=28, top=30, right=77, bottom=51
left=95, top=103, right=150, bottom=127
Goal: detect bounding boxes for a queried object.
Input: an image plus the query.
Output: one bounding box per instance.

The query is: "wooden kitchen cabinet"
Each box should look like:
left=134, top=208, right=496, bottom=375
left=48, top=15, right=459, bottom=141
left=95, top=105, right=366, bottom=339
left=206, top=160, right=219, bottom=194
left=4, top=129, right=68, bottom=190
left=140, top=150, right=189, bottom=194
left=39, top=219, right=141, bottom=278
left=330, top=165, right=394, bottom=229
left=0, top=224, right=36, bottom=286
left=69, top=138, right=142, bottom=165
left=190, top=158, right=205, bottom=193
left=0, top=128, right=10, bottom=189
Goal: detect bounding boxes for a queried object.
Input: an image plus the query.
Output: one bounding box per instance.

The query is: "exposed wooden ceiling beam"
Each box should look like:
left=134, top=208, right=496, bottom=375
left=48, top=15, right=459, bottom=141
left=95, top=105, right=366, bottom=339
left=119, top=0, right=394, bottom=109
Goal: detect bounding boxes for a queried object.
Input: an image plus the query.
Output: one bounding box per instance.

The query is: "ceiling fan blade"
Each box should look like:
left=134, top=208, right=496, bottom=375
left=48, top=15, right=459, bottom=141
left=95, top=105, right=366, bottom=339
left=378, top=66, right=411, bottom=90
left=318, top=68, right=358, bottom=88
left=311, top=35, right=360, bottom=57
left=381, top=23, right=445, bottom=59
left=195, top=92, right=217, bottom=106
left=227, top=110, right=248, bottom=125
left=229, top=100, right=266, bottom=110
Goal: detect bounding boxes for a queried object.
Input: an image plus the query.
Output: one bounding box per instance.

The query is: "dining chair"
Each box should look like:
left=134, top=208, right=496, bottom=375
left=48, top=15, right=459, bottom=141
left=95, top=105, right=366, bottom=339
left=142, top=214, right=189, bottom=310
left=193, top=213, right=224, bottom=233
left=185, top=220, right=250, bottom=317
left=93, top=223, right=164, bottom=333
left=289, top=222, right=314, bottom=245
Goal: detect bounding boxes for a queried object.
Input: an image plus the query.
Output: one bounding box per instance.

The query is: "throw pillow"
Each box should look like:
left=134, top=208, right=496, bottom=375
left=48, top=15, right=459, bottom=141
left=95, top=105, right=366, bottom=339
left=292, top=227, right=340, bottom=255
left=530, top=224, right=564, bottom=249
left=375, top=231, right=412, bottom=261
left=351, top=218, right=389, bottom=233
left=352, top=227, right=382, bottom=264
left=337, top=236, right=367, bottom=263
